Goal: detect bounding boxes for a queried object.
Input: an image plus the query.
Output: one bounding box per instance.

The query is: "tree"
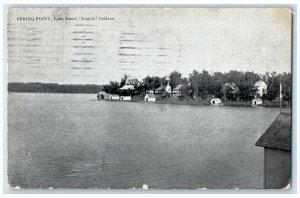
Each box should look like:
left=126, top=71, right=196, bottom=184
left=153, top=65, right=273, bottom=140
left=103, top=81, right=120, bottom=94
left=120, top=74, right=130, bottom=87
left=212, top=72, right=225, bottom=98
left=238, top=71, right=261, bottom=100
left=169, top=71, right=183, bottom=89
left=179, top=77, right=192, bottom=98
left=142, top=76, right=161, bottom=90
left=224, top=83, right=239, bottom=101
left=280, top=72, right=292, bottom=102
left=263, top=71, right=280, bottom=101
left=188, top=70, right=201, bottom=99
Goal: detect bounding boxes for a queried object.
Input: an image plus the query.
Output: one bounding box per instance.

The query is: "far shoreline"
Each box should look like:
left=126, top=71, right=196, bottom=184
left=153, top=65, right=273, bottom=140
left=8, top=91, right=291, bottom=109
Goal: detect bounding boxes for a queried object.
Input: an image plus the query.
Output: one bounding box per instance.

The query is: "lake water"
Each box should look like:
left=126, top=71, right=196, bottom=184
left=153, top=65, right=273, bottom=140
left=8, top=93, right=280, bottom=189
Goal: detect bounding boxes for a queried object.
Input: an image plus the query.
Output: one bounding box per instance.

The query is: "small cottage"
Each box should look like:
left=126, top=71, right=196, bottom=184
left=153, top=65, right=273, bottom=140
left=252, top=98, right=263, bottom=106
left=210, top=98, right=222, bottom=105
left=255, top=113, right=291, bottom=189
left=144, top=93, right=156, bottom=102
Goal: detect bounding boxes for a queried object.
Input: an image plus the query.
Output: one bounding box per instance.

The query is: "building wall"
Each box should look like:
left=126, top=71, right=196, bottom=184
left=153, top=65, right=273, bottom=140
left=265, top=148, right=291, bottom=189
left=144, top=96, right=155, bottom=102
left=110, top=96, right=120, bottom=100
left=121, top=96, right=131, bottom=101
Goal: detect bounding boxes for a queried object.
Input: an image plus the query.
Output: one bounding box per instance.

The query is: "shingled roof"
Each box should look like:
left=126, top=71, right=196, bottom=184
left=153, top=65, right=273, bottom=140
left=255, top=113, right=291, bottom=151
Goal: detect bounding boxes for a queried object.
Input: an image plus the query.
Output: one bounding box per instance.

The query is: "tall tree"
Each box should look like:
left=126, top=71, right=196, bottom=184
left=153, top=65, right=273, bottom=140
left=169, top=71, right=183, bottom=89
left=120, top=74, right=130, bottom=87
left=189, top=70, right=201, bottom=99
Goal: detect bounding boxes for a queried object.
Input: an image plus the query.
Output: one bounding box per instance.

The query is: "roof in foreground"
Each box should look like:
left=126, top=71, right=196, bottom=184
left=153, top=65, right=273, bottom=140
left=255, top=113, right=291, bottom=151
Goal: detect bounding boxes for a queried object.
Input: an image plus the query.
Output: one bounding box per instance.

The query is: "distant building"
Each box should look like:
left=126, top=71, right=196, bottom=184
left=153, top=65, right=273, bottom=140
left=144, top=93, right=156, bottom=102
left=155, top=85, right=165, bottom=95
left=155, top=84, right=171, bottom=95
left=155, top=77, right=172, bottom=96
left=210, top=98, right=222, bottom=105
left=97, top=91, right=112, bottom=100
left=120, top=84, right=135, bottom=98
left=97, top=91, right=106, bottom=100
left=173, top=84, right=183, bottom=96
left=255, top=113, right=291, bottom=189
left=120, top=96, right=131, bottom=101
left=253, top=80, right=267, bottom=97
left=97, top=91, right=122, bottom=101
left=110, top=95, right=120, bottom=100
left=252, top=98, right=263, bottom=106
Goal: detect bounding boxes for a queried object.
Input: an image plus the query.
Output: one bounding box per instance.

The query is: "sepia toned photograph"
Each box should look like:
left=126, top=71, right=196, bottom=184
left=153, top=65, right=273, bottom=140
left=7, top=7, right=292, bottom=190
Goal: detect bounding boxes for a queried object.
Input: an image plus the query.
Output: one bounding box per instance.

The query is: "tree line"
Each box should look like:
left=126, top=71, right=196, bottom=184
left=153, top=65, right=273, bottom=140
left=8, top=70, right=291, bottom=102
left=103, top=70, right=291, bottom=102
left=8, top=82, right=103, bottom=94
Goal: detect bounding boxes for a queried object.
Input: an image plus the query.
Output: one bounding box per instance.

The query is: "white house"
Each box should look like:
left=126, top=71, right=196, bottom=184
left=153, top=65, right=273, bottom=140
left=252, top=98, right=263, bottom=106
left=210, top=98, right=222, bottom=105
left=144, top=93, right=156, bottom=102
left=254, top=80, right=267, bottom=97
left=173, top=84, right=183, bottom=96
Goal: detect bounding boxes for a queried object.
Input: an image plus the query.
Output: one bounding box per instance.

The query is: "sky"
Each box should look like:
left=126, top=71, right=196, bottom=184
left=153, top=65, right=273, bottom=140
left=8, top=8, right=292, bottom=84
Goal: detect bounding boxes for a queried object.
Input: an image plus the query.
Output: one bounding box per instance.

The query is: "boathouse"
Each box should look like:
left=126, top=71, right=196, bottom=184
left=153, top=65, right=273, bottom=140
left=144, top=93, right=156, bottom=102
left=255, top=113, right=291, bottom=189
left=110, top=95, right=120, bottom=100
left=97, top=91, right=106, bottom=100
left=97, top=91, right=111, bottom=100
left=210, top=98, right=222, bottom=105
left=252, top=98, right=263, bottom=106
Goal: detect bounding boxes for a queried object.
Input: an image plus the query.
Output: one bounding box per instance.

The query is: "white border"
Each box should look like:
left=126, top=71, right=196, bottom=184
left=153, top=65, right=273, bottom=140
left=1, top=0, right=299, bottom=197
